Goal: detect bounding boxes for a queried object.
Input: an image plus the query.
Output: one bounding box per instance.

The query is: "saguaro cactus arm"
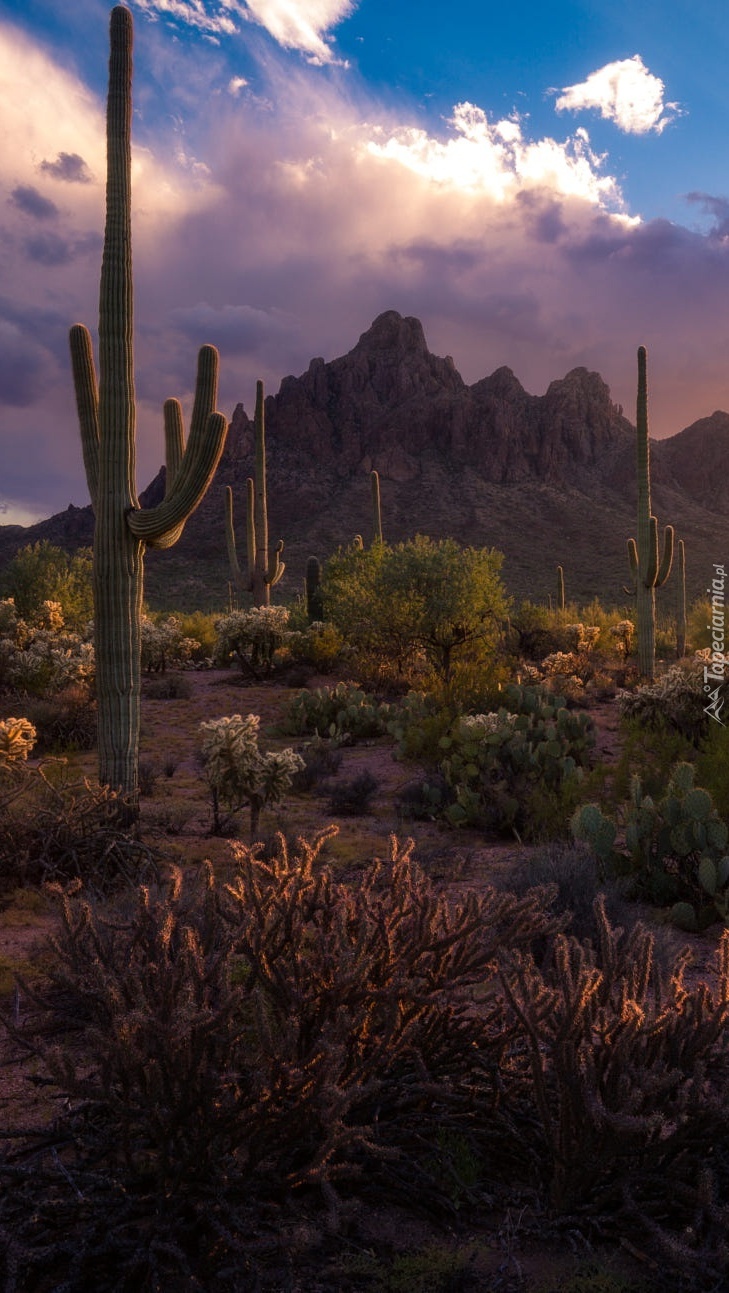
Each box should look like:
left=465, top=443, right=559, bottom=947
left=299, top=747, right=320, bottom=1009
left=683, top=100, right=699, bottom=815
left=69, top=325, right=100, bottom=508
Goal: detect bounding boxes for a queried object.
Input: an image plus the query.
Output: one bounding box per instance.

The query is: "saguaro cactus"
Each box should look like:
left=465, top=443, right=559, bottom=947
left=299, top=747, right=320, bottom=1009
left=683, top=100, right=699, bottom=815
left=70, top=7, right=227, bottom=817
left=225, top=381, right=284, bottom=607
left=371, top=469, right=383, bottom=544
left=556, top=565, right=565, bottom=613
left=676, top=538, right=687, bottom=658
left=626, top=346, right=674, bottom=680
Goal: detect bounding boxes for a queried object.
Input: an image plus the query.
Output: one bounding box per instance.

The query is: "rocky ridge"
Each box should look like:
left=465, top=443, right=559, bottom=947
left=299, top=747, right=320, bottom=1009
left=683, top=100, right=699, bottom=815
left=1, top=310, right=727, bottom=608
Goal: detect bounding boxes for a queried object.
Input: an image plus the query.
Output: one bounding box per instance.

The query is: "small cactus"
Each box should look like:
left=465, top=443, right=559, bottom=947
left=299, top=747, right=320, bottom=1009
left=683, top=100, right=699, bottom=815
left=556, top=565, right=565, bottom=612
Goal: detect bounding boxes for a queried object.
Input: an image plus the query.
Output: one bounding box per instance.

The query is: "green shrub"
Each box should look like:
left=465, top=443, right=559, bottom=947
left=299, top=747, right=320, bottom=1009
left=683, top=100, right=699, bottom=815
left=323, top=535, right=510, bottom=684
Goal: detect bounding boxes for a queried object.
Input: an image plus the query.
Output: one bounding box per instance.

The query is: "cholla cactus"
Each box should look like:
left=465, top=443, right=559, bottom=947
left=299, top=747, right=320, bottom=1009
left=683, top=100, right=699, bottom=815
left=456, top=712, right=518, bottom=738
left=214, top=605, right=289, bottom=675
left=140, top=615, right=197, bottom=673
left=618, top=660, right=707, bottom=743
left=0, top=717, right=37, bottom=766
left=5, top=630, right=95, bottom=695
left=564, top=624, right=600, bottom=653
left=199, top=713, right=304, bottom=836
left=609, top=619, right=635, bottom=658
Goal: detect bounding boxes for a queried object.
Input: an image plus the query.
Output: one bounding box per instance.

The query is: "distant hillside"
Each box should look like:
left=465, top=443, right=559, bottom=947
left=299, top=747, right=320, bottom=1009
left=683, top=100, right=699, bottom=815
left=1, top=310, right=726, bottom=611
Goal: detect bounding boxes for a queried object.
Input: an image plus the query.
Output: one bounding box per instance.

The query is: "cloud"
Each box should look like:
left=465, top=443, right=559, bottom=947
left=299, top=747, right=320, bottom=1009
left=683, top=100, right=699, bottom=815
left=366, top=104, right=628, bottom=212
left=2, top=15, right=729, bottom=521
left=131, top=0, right=239, bottom=39
left=9, top=184, right=59, bottom=219
left=555, top=55, right=680, bottom=135
left=40, top=152, right=93, bottom=184
left=131, top=0, right=355, bottom=61
left=243, top=0, right=355, bottom=64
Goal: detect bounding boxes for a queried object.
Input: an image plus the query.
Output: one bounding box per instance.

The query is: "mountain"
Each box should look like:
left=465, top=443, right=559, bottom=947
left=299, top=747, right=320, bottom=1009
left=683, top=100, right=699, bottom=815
left=1, top=310, right=727, bottom=610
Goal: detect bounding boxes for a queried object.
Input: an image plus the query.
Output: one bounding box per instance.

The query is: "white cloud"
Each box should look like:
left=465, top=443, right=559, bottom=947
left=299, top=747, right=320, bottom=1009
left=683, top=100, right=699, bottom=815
left=242, top=0, right=355, bottom=63
left=132, top=0, right=239, bottom=38
left=555, top=55, right=680, bottom=135
left=132, top=0, right=355, bottom=62
left=366, top=102, right=630, bottom=213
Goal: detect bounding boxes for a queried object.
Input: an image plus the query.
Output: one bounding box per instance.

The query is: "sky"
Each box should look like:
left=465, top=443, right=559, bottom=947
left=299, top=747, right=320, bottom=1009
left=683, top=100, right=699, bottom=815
left=1, top=0, right=729, bottom=524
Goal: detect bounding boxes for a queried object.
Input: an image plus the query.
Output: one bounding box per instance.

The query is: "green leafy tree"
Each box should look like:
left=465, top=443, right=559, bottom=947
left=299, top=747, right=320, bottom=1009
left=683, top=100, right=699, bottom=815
left=323, top=536, right=509, bottom=682
left=1, top=542, right=94, bottom=630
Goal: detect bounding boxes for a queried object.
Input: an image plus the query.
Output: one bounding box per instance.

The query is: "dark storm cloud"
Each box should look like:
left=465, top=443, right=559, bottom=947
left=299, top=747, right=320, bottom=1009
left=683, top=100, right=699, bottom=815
left=167, top=303, right=296, bottom=356
left=10, top=184, right=59, bottom=220
left=22, top=229, right=102, bottom=268
left=0, top=329, right=49, bottom=407
left=40, top=152, right=93, bottom=184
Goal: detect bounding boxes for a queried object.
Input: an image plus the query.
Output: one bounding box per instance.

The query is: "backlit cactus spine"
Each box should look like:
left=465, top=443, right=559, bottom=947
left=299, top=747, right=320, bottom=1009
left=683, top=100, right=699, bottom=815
left=676, top=538, right=687, bottom=658
left=626, top=346, right=674, bottom=680
left=225, top=381, right=284, bottom=607
left=69, top=7, right=227, bottom=817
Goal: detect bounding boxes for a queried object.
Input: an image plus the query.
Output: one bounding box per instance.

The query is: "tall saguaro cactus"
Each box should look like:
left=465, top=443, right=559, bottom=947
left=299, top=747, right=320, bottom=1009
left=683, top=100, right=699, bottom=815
left=225, top=380, right=284, bottom=607
left=626, top=346, right=674, bottom=679
left=676, top=538, right=687, bottom=658
left=556, top=565, right=565, bottom=613
left=70, top=7, right=227, bottom=817
left=371, top=469, right=383, bottom=544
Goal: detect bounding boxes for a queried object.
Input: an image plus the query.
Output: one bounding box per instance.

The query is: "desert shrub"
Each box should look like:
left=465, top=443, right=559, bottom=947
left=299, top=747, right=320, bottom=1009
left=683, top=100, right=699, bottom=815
left=289, top=736, right=343, bottom=792
left=285, top=621, right=346, bottom=673
left=137, top=758, right=158, bottom=797
left=143, top=671, right=193, bottom=700
left=327, top=770, right=380, bottom=815
left=282, top=680, right=391, bottom=743
left=323, top=536, right=510, bottom=684
left=687, top=596, right=713, bottom=652
left=213, top=605, right=289, bottom=675
left=198, top=713, right=304, bottom=835
left=0, top=760, right=159, bottom=894
left=174, top=609, right=219, bottom=660
left=0, top=831, right=558, bottom=1288
left=17, top=683, right=97, bottom=753
left=511, top=600, right=575, bottom=660
left=0, top=541, right=93, bottom=631
left=618, top=659, right=710, bottom=746
left=501, top=897, right=729, bottom=1277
